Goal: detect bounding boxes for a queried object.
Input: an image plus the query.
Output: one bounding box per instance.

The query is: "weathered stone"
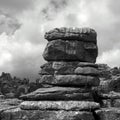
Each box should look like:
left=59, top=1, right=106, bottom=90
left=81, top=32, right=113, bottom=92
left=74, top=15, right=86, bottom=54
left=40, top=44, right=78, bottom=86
left=0, top=98, right=22, bottom=113
left=39, top=75, right=100, bottom=87
left=98, top=64, right=111, bottom=79
left=53, top=61, right=98, bottom=69
left=45, top=27, right=97, bottom=43
left=112, top=99, right=120, bottom=107
left=98, top=76, right=120, bottom=93
left=75, top=67, right=99, bottom=76
left=20, top=87, right=93, bottom=101
left=20, top=101, right=100, bottom=111
left=95, top=108, right=120, bottom=120
left=100, top=91, right=120, bottom=99
left=108, top=76, right=120, bottom=92
left=0, top=95, right=5, bottom=99
left=39, top=62, right=99, bottom=75
left=43, top=40, right=98, bottom=63
left=1, top=108, right=95, bottom=120
left=77, top=62, right=98, bottom=68
left=39, top=62, right=54, bottom=75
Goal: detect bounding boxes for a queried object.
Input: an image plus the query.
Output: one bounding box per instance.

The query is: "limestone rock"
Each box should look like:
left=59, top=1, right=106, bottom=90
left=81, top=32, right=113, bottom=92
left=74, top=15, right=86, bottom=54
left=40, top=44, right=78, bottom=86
left=39, top=62, right=54, bottom=75
left=39, top=62, right=99, bottom=75
left=20, top=101, right=100, bottom=111
left=100, top=91, right=120, bottom=99
left=20, top=87, right=93, bottom=101
left=53, top=61, right=98, bottom=69
left=1, top=108, right=95, bottom=120
left=75, top=67, right=99, bottom=76
left=98, top=76, right=120, bottom=93
left=39, top=75, right=100, bottom=87
left=95, top=108, right=120, bottom=120
left=45, top=27, right=97, bottom=43
left=0, top=98, right=22, bottom=113
left=108, top=76, right=120, bottom=92
left=112, top=99, right=120, bottom=107
left=43, top=40, right=98, bottom=63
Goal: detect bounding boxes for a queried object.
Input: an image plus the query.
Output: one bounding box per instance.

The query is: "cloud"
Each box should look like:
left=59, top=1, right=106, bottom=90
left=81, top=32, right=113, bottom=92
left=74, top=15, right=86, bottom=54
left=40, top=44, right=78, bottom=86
left=0, top=32, right=45, bottom=79
left=0, top=0, right=34, bottom=15
left=0, top=11, right=21, bottom=35
left=0, top=0, right=120, bottom=79
left=97, top=48, right=120, bottom=67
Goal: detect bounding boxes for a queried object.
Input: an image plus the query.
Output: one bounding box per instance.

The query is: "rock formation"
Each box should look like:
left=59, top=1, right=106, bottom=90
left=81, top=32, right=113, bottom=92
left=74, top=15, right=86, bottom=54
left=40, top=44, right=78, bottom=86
left=3, top=27, right=120, bottom=120
left=12, top=27, right=99, bottom=120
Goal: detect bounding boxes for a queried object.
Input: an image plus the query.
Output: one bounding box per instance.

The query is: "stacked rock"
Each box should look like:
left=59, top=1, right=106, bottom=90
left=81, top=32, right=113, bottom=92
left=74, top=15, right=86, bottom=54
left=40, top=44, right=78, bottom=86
left=20, top=27, right=100, bottom=120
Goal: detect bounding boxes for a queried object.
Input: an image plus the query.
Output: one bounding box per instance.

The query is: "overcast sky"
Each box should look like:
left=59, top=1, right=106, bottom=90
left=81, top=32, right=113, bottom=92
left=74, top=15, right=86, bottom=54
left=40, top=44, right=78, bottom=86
left=0, top=0, right=120, bottom=80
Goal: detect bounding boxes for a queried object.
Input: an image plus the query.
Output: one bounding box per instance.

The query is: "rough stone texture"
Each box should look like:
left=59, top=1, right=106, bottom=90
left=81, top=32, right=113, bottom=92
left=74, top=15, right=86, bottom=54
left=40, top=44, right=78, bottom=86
left=1, top=108, right=95, bottom=120
left=112, top=99, right=120, bottom=107
left=100, top=91, right=120, bottom=99
left=98, top=64, right=112, bottom=79
left=53, top=61, right=98, bottom=69
left=98, top=76, right=120, bottom=93
left=43, top=40, right=98, bottom=63
left=39, top=62, right=99, bottom=75
left=44, top=27, right=97, bottom=43
left=39, top=75, right=100, bottom=87
left=39, top=62, right=54, bottom=75
left=95, top=108, right=120, bottom=120
left=74, top=67, right=99, bottom=76
left=20, top=87, right=93, bottom=101
left=108, top=76, right=120, bottom=92
left=97, top=91, right=120, bottom=107
left=20, top=101, right=100, bottom=111
left=0, top=98, right=22, bottom=113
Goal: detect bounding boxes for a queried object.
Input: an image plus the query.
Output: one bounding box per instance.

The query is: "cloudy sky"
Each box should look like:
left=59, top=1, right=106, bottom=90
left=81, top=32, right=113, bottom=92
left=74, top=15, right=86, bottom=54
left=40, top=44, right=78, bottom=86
left=0, top=0, right=120, bottom=80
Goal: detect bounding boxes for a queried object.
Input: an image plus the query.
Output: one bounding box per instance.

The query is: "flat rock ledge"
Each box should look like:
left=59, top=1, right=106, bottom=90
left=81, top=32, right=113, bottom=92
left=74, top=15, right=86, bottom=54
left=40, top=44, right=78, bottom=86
left=19, top=87, right=93, bottom=101
left=20, top=101, right=100, bottom=111
left=1, top=108, right=95, bottom=120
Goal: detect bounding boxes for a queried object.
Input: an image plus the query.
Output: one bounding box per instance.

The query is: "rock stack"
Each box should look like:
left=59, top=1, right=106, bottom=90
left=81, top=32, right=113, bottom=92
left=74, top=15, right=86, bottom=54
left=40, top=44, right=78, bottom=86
left=19, top=27, right=100, bottom=120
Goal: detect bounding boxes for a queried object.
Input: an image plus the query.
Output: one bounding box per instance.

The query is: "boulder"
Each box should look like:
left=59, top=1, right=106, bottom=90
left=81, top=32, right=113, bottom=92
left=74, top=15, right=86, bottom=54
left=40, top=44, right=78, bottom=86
left=20, top=101, right=100, bottom=111
left=39, top=75, right=100, bottom=87
left=44, top=27, right=97, bottom=43
left=20, top=87, right=93, bottom=101
left=1, top=108, right=95, bottom=120
left=43, top=40, right=98, bottom=63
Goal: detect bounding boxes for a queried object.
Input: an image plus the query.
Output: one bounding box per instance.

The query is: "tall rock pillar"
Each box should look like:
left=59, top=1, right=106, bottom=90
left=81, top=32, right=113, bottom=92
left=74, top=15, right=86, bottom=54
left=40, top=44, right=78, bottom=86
left=20, top=27, right=100, bottom=120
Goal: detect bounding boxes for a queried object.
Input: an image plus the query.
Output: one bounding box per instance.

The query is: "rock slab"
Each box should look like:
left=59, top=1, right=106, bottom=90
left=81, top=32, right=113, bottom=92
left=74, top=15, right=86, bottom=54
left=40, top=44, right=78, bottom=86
left=20, top=87, right=93, bottom=101
left=43, top=40, right=98, bottom=63
left=20, top=101, right=100, bottom=111
left=1, top=108, right=95, bottom=120
left=39, top=75, right=100, bottom=87
left=45, top=27, right=97, bottom=43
